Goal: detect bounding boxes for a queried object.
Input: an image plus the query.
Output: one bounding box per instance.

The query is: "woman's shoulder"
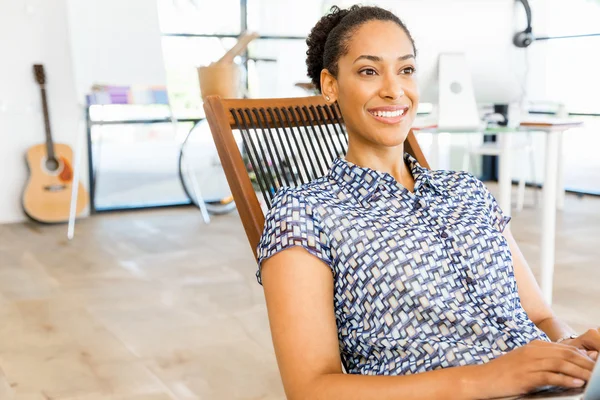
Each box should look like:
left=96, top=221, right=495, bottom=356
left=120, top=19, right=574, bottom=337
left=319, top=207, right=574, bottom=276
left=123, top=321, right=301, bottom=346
left=270, top=175, right=337, bottom=208
left=428, top=169, right=487, bottom=197
left=258, top=176, right=335, bottom=274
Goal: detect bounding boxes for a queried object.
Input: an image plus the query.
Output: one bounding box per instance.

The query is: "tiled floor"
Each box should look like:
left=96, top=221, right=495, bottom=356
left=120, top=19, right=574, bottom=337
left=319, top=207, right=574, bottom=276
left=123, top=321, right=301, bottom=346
left=0, top=185, right=598, bottom=399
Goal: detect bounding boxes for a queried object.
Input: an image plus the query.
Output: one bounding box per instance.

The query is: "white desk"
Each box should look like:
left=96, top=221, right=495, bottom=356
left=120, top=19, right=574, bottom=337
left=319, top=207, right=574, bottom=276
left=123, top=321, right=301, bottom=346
left=413, top=121, right=583, bottom=305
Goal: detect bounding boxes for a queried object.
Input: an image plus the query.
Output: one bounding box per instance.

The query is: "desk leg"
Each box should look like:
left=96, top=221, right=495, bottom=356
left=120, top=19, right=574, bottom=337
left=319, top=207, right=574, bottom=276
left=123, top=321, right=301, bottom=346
left=431, top=133, right=440, bottom=170
left=556, top=130, right=566, bottom=211
left=498, top=133, right=512, bottom=219
left=68, top=106, right=86, bottom=240
left=541, top=130, right=560, bottom=305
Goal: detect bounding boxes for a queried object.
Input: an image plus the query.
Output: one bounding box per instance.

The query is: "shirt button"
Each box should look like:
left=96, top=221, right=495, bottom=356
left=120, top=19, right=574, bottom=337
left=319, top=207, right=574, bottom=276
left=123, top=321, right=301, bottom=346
left=496, top=317, right=507, bottom=324
left=440, top=231, right=449, bottom=238
left=415, top=202, right=421, bottom=209
left=465, top=276, right=475, bottom=284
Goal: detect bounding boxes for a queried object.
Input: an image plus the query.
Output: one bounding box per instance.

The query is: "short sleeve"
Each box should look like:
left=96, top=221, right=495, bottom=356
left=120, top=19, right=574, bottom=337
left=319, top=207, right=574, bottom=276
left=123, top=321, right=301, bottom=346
left=255, top=188, right=332, bottom=285
left=471, top=176, right=512, bottom=233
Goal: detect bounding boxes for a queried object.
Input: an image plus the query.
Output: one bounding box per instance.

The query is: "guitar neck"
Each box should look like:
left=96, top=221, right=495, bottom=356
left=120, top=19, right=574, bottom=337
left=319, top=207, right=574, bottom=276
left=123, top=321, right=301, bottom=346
left=39, top=85, right=55, bottom=160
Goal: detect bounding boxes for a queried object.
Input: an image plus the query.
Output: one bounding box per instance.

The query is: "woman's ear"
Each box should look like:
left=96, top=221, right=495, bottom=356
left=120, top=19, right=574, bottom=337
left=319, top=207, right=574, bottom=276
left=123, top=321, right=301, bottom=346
left=320, top=69, right=338, bottom=103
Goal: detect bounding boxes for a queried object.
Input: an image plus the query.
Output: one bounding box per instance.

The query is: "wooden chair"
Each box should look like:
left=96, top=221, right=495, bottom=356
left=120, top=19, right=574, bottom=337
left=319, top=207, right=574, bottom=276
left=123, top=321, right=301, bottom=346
left=203, top=95, right=431, bottom=260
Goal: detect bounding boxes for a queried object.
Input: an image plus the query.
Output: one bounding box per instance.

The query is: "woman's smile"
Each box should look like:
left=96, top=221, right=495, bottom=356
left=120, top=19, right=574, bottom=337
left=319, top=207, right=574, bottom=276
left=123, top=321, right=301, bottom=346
left=367, top=105, right=410, bottom=125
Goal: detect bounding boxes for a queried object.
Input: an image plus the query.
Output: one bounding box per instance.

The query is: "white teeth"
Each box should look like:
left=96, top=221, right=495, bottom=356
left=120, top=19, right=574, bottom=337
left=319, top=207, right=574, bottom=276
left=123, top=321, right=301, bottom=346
left=373, top=109, right=406, bottom=118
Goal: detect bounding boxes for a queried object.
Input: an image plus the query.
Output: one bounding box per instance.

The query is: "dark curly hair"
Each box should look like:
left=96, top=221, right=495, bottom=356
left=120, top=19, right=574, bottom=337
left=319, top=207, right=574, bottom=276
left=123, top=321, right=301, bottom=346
left=306, top=5, right=417, bottom=92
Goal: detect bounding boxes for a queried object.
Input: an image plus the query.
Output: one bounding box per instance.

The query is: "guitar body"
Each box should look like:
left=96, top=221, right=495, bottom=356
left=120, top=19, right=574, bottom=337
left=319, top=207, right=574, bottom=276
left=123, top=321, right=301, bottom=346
left=23, top=143, right=87, bottom=224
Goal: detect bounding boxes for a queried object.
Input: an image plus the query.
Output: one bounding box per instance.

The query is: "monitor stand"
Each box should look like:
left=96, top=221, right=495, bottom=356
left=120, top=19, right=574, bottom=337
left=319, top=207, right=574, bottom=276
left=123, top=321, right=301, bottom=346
left=481, top=103, right=509, bottom=181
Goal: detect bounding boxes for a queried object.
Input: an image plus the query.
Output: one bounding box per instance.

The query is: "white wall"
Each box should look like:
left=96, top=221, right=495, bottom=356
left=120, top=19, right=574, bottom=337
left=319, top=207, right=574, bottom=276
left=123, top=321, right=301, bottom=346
left=0, top=0, right=168, bottom=224
left=0, top=0, right=81, bottom=224
left=66, top=0, right=167, bottom=100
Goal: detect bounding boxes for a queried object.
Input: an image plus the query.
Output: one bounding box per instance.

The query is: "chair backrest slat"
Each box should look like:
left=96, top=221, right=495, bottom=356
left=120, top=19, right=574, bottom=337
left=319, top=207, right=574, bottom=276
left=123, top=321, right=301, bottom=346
left=231, top=109, right=273, bottom=209
left=277, top=107, right=314, bottom=185
left=203, top=95, right=430, bottom=260
left=265, top=108, right=297, bottom=188
left=285, top=107, right=325, bottom=180
left=252, top=108, right=288, bottom=191
left=317, top=105, right=346, bottom=156
left=299, top=106, right=332, bottom=174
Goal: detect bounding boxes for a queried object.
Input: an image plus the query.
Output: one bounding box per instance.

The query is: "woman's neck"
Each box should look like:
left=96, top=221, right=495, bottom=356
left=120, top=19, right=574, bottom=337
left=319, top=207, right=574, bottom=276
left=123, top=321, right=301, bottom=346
left=344, top=138, right=414, bottom=190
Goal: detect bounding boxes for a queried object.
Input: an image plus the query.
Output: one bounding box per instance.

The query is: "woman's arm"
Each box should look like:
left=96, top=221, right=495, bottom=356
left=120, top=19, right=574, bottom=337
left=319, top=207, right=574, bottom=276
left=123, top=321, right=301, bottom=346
left=502, top=228, right=576, bottom=341
left=260, top=246, right=593, bottom=400
left=504, top=228, right=600, bottom=358
left=261, top=247, right=485, bottom=400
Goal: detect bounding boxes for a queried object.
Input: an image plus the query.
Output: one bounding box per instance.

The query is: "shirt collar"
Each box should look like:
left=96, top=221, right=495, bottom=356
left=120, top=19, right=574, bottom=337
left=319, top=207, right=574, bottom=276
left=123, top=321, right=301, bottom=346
left=329, top=153, right=445, bottom=202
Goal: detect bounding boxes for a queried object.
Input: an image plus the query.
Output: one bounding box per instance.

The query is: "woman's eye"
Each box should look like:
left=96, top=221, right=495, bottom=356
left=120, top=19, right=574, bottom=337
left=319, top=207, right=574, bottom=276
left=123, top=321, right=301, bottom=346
left=359, top=68, right=377, bottom=76
left=401, top=66, right=416, bottom=75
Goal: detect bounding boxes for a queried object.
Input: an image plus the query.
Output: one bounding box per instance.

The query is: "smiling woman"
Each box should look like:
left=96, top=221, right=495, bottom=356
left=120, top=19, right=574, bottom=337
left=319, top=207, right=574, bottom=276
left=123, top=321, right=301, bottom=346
left=256, top=5, right=600, bottom=400
left=311, top=7, right=420, bottom=189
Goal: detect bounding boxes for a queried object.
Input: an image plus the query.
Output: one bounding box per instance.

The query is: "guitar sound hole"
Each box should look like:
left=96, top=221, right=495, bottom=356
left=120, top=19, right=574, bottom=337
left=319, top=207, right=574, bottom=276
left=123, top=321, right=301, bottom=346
left=45, top=157, right=59, bottom=172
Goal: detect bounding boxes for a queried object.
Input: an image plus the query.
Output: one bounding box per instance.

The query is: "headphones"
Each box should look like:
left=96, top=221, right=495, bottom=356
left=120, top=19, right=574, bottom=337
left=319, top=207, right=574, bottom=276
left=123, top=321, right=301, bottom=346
left=513, top=0, right=534, bottom=48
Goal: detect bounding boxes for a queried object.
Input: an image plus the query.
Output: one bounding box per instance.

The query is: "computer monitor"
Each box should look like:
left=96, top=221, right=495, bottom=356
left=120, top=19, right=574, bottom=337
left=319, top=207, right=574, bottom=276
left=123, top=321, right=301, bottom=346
left=353, top=0, right=526, bottom=106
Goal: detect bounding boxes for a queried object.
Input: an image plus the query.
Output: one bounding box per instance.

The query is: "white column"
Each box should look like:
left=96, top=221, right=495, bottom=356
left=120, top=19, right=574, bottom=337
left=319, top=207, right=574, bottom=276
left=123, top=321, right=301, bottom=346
left=541, top=130, right=560, bottom=305
left=430, top=133, right=440, bottom=170
left=497, top=133, right=513, bottom=219
left=556, top=130, right=566, bottom=210
left=68, top=105, right=87, bottom=240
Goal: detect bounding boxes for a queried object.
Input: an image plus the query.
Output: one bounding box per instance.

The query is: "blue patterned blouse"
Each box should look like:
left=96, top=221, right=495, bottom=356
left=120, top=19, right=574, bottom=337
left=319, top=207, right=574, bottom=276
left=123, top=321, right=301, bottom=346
left=256, top=152, right=549, bottom=375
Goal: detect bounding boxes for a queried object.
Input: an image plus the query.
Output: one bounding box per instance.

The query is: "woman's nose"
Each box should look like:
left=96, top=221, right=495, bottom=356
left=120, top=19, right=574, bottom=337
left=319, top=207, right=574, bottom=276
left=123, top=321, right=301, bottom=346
left=379, top=75, right=405, bottom=100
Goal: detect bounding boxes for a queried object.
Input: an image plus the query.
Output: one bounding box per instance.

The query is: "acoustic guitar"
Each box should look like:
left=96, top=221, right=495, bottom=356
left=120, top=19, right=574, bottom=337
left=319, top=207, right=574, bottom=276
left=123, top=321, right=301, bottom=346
left=22, top=64, right=88, bottom=223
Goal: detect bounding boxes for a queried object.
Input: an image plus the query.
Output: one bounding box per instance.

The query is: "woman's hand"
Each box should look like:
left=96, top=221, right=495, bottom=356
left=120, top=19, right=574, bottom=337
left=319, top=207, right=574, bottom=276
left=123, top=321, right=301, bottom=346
left=477, top=339, right=596, bottom=399
left=560, top=328, right=600, bottom=360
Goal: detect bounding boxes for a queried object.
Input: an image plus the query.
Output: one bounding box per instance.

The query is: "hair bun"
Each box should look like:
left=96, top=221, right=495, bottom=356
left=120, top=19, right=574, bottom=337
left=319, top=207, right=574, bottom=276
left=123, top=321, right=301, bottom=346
left=305, top=5, right=416, bottom=93
left=305, top=5, right=356, bottom=91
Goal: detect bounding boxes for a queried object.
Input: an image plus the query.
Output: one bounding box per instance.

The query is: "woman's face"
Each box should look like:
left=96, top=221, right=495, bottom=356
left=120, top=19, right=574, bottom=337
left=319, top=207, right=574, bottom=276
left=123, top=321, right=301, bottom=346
left=322, top=20, right=419, bottom=149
